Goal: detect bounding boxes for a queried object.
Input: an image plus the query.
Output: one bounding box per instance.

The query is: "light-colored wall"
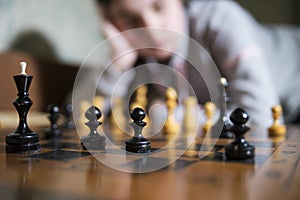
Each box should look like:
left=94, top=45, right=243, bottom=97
left=0, top=0, right=105, bottom=67
left=0, top=0, right=298, bottom=67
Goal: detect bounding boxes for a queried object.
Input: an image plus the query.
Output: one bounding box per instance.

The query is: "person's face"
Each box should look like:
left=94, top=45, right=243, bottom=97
left=108, top=0, right=186, bottom=61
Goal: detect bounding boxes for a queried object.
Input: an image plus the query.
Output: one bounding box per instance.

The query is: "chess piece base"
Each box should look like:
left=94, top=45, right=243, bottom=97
left=45, top=128, right=62, bottom=139
left=126, top=137, right=151, bottom=153
left=81, top=134, right=106, bottom=150
left=268, top=125, right=286, bottom=137
left=6, top=132, right=40, bottom=154
left=225, top=141, right=255, bottom=160
left=65, top=122, right=75, bottom=130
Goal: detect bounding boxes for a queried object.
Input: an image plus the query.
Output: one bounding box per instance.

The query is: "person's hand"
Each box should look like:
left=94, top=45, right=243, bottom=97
left=101, top=21, right=138, bottom=72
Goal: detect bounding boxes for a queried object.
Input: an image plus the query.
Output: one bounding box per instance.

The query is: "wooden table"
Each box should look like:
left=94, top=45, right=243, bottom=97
left=0, top=118, right=299, bottom=200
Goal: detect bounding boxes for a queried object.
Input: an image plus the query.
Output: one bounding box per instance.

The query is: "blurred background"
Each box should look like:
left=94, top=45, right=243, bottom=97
left=0, top=0, right=299, bottom=111
left=0, top=0, right=299, bottom=67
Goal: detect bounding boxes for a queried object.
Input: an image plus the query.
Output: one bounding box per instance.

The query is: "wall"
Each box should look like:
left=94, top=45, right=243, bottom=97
left=239, top=0, right=299, bottom=24
left=0, top=0, right=298, bottom=67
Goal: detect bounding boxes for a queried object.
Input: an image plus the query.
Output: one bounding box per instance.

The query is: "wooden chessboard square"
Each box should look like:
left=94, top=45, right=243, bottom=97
left=196, top=143, right=224, bottom=152
left=120, top=156, right=197, bottom=172
left=248, top=141, right=278, bottom=148
left=27, top=149, right=91, bottom=161
left=200, top=150, right=269, bottom=165
left=41, top=141, right=80, bottom=149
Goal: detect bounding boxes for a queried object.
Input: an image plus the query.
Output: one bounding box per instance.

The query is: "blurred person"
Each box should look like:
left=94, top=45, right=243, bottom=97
left=93, top=0, right=300, bottom=128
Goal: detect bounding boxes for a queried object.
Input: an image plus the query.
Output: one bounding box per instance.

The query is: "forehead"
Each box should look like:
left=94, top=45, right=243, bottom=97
left=110, top=0, right=180, bottom=15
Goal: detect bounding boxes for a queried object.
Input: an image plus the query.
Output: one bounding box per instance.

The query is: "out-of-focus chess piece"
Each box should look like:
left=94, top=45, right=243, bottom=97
left=110, top=97, right=127, bottom=136
left=202, top=101, right=216, bottom=135
left=130, top=85, right=148, bottom=111
left=81, top=106, right=106, bottom=150
left=62, top=104, right=75, bottom=130
left=94, top=95, right=106, bottom=122
left=79, top=100, right=91, bottom=133
left=268, top=105, right=286, bottom=137
left=183, top=96, right=198, bottom=133
left=219, top=77, right=234, bottom=138
left=45, top=104, right=62, bottom=139
left=163, top=87, right=180, bottom=136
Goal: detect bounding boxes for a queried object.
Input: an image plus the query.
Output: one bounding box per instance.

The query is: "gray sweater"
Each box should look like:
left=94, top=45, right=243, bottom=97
left=188, top=1, right=300, bottom=126
left=97, top=1, right=300, bottom=128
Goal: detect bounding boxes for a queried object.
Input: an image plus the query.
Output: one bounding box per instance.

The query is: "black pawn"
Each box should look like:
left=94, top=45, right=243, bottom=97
left=6, top=73, right=40, bottom=153
left=81, top=106, right=106, bottom=150
left=45, top=104, right=62, bottom=139
left=125, top=107, right=151, bottom=153
left=62, top=104, right=75, bottom=129
left=225, top=108, right=255, bottom=160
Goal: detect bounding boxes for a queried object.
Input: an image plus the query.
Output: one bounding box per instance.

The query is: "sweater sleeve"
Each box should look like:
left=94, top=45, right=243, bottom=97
left=191, top=1, right=280, bottom=127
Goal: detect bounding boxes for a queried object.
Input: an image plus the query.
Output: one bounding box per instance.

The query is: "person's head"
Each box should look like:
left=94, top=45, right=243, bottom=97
left=97, top=0, right=187, bottom=61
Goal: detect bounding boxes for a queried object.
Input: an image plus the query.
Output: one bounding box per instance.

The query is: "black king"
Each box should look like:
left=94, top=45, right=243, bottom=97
left=6, top=62, right=41, bottom=153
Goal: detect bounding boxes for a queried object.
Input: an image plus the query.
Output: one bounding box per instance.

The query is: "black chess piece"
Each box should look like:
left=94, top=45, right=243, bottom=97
left=45, top=104, right=62, bottom=139
left=62, top=104, right=75, bottom=129
left=125, top=107, right=151, bottom=153
left=6, top=70, right=40, bottom=153
left=81, top=106, right=106, bottom=150
left=219, top=77, right=234, bottom=139
left=220, top=116, right=234, bottom=139
left=225, top=108, right=255, bottom=160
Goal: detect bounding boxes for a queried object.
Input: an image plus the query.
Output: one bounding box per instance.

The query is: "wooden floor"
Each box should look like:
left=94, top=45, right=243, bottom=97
left=0, top=116, right=299, bottom=200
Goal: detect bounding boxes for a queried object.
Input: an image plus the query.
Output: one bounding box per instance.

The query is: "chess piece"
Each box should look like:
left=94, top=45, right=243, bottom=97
left=94, top=95, right=106, bottom=122
left=183, top=97, right=199, bottom=152
left=62, top=104, right=75, bottom=129
left=130, top=85, right=151, bottom=135
left=219, top=77, right=234, bottom=138
left=110, top=97, right=127, bottom=135
left=225, top=108, right=255, bottom=160
left=183, top=96, right=198, bottom=133
left=79, top=100, right=91, bottom=132
left=130, top=85, right=148, bottom=111
left=163, top=87, right=180, bottom=135
left=81, top=106, right=106, bottom=150
left=6, top=62, right=40, bottom=153
left=268, top=105, right=286, bottom=137
left=202, top=101, right=216, bottom=135
left=125, top=107, right=151, bottom=153
left=45, top=104, right=62, bottom=138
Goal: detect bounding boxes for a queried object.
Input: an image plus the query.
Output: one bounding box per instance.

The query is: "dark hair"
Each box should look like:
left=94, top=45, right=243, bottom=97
left=96, top=0, right=113, bottom=7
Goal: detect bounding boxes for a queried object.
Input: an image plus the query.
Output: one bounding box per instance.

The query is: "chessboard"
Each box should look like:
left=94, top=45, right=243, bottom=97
left=0, top=113, right=299, bottom=200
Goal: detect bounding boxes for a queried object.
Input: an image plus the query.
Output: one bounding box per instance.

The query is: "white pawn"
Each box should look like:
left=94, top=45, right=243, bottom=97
left=202, top=101, right=216, bottom=135
left=163, top=87, right=180, bottom=136
left=268, top=105, right=286, bottom=137
left=110, top=97, right=127, bottom=136
left=183, top=96, right=198, bottom=133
